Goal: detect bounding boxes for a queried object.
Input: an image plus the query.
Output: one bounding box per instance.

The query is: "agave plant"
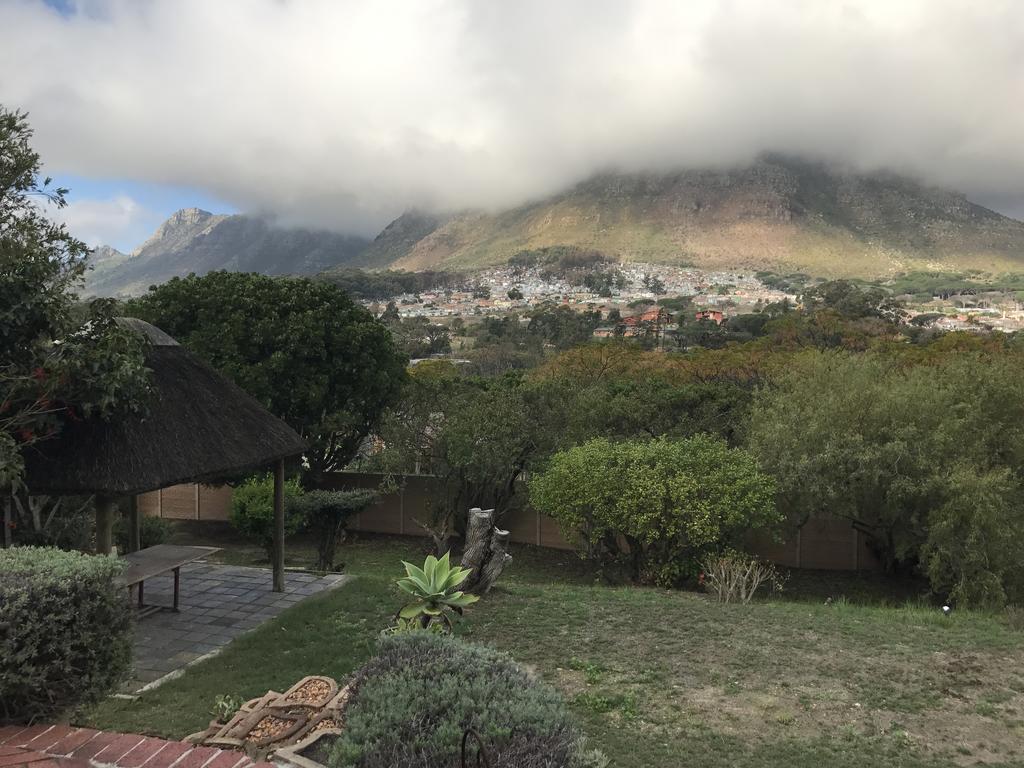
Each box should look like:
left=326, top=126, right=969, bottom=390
left=396, top=551, right=480, bottom=630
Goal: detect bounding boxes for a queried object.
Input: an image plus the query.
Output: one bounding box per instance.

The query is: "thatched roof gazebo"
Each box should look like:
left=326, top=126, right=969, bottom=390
left=19, top=318, right=306, bottom=591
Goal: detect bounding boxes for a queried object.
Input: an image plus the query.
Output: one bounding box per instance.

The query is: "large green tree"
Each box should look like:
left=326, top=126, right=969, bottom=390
left=127, top=271, right=407, bottom=482
left=368, top=363, right=554, bottom=549
left=1, top=107, right=149, bottom=490
left=747, top=350, right=1024, bottom=606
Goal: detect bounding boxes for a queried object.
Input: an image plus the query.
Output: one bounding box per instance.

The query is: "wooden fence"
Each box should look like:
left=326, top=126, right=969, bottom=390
left=142, top=472, right=882, bottom=571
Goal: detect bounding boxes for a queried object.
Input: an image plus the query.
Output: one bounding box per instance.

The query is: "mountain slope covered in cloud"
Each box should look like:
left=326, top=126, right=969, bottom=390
left=91, top=157, right=1024, bottom=295
left=6, top=2, right=1024, bottom=234
left=362, top=157, right=1024, bottom=278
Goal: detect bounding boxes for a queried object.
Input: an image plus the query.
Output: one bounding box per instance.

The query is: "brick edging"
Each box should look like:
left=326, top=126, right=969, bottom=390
left=0, top=725, right=275, bottom=768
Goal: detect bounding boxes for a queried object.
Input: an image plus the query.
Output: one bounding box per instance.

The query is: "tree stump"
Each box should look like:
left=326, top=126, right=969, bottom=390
left=461, top=508, right=512, bottom=594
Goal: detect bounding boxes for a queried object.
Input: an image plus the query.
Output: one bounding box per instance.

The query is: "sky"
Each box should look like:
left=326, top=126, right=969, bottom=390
left=2, top=0, right=1023, bottom=251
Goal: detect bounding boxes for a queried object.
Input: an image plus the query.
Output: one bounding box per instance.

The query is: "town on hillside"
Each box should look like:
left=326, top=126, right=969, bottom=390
left=361, top=261, right=1024, bottom=338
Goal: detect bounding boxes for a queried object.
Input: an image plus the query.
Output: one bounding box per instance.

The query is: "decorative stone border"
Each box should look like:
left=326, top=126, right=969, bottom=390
left=186, top=676, right=350, bottom=764
left=272, top=728, right=343, bottom=768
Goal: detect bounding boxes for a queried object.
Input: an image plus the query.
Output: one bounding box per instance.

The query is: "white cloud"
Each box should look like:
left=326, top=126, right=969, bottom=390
left=50, top=194, right=158, bottom=251
left=2, top=0, right=1023, bottom=234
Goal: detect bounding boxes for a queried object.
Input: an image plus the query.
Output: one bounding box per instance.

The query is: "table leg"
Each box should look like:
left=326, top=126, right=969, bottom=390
left=173, top=567, right=180, bottom=611
left=138, top=579, right=144, bottom=608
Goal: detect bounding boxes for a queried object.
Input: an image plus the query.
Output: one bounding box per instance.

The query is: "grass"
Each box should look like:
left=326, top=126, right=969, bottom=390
left=82, top=528, right=1024, bottom=767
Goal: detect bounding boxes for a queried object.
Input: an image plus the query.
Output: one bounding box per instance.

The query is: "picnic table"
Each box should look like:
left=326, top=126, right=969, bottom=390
left=116, top=544, right=221, bottom=617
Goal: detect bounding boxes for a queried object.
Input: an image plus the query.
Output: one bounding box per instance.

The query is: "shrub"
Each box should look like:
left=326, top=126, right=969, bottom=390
left=328, top=633, right=594, bottom=768
left=229, top=474, right=304, bottom=560
left=293, top=489, right=376, bottom=571
left=1006, top=605, right=1024, bottom=632
left=210, top=693, right=243, bottom=724
left=530, top=435, right=779, bottom=586
left=701, top=550, right=787, bottom=603
left=0, top=546, right=133, bottom=724
left=9, top=495, right=93, bottom=551
left=114, top=514, right=171, bottom=553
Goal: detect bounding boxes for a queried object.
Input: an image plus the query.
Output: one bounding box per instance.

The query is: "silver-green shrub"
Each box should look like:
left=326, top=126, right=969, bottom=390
left=329, top=633, right=597, bottom=768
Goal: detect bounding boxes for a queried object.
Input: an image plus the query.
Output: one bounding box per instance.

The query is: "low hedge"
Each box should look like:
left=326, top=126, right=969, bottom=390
left=329, top=633, right=598, bottom=768
left=0, top=547, right=134, bottom=724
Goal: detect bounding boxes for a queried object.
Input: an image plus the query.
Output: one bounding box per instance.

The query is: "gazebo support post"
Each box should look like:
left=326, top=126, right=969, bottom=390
left=95, top=494, right=117, bottom=555
left=2, top=494, right=11, bottom=549
left=272, top=459, right=285, bottom=592
left=128, top=495, right=141, bottom=552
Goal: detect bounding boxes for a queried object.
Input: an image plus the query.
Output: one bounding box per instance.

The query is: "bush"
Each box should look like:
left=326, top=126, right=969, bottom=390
left=530, top=435, right=779, bottom=586
left=0, top=547, right=133, bottom=724
left=1006, top=605, right=1024, bottom=632
left=293, top=489, right=377, bottom=571
left=329, top=633, right=594, bottom=768
left=8, top=496, right=94, bottom=551
left=229, top=474, right=304, bottom=560
left=114, top=514, right=171, bottom=553
left=701, top=550, right=787, bottom=603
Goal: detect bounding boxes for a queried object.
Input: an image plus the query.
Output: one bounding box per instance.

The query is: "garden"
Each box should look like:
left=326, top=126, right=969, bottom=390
left=4, top=105, right=1024, bottom=768
left=74, top=529, right=1024, bottom=768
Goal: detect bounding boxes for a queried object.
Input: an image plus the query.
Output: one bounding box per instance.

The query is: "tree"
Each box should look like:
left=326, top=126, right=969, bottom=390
left=530, top=435, right=779, bottom=586
left=1, top=107, right=149, bottom=490
left=674, top=316, right=728, bottom=349
left=530, top=359, right=752, bottom=448
left=746, top=351, right=1024, bottom=605
left=801, top=280, right=905, bottom=323
left=387, top=316, right=451, bottom=358
left=642, top=274, right=667, bottom=295
left=370, top=370, right=553, bottom=550
left=379, top=300, right=401, bottom=323
left=527, top=305, right=602, bottom=349
left=295, top=488, right=378, bottom=571
left=128, top=271, right=407, bottom=483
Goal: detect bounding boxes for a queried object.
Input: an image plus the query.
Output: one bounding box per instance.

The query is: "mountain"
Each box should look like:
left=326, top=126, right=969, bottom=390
left=92, top=157, right=1024, bottom=293
left=85, top=208, right=370, bottom=296
left=361, top=156, right=1024, bottom=278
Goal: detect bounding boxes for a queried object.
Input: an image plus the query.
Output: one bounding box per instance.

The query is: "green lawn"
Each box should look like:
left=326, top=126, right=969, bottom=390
left=82, top=528, right=1024, bottom=767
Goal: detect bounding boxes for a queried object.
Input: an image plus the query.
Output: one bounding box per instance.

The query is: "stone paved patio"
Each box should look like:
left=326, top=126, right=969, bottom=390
left=127, top=563, right=348, bottom=693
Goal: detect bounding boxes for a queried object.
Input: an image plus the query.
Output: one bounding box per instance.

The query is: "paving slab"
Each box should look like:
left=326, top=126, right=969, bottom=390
left=124, top=563, right=348, bottom=692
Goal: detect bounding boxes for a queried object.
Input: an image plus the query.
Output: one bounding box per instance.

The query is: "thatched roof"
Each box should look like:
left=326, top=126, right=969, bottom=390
left=21, top=318, right=307, bottom=496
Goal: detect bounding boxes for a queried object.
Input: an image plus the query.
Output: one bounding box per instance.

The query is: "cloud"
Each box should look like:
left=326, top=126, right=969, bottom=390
left=2, top=0, right=1023, bottom=235
left=48, top=194, right=159, bottom=251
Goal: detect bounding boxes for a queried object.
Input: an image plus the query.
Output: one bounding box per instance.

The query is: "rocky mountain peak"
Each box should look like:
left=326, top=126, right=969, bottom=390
left=169, top=207, right=213, bottom=225
left=132, top=207, right=222, bottom=256
left=86, top=209, right=371, bottom=297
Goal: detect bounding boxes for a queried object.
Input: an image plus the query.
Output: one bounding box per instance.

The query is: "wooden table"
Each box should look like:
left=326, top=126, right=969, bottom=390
left=116, top=544, right=221, bottom=617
